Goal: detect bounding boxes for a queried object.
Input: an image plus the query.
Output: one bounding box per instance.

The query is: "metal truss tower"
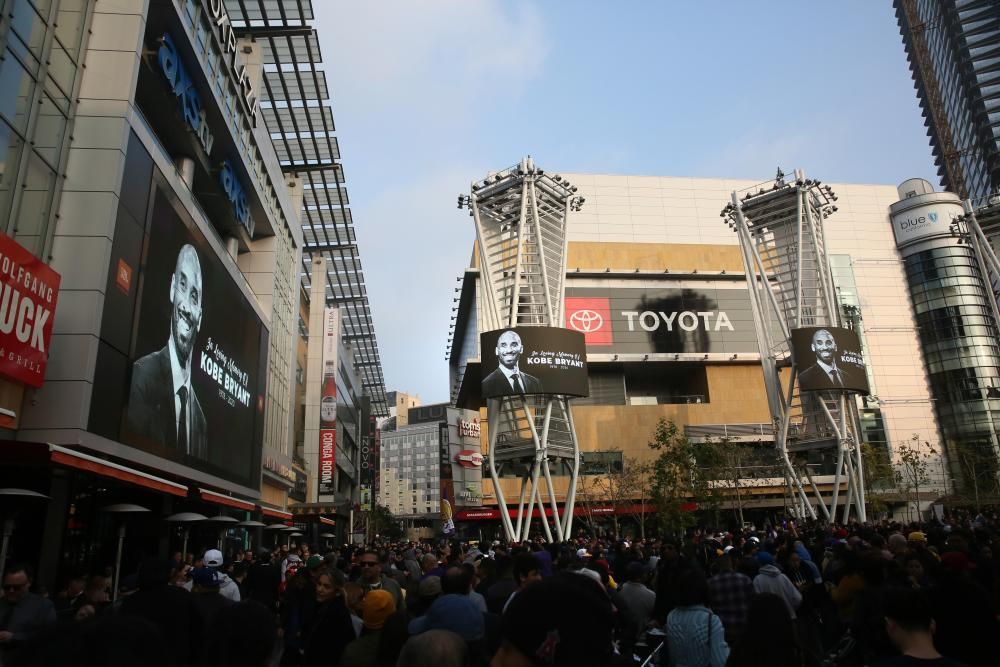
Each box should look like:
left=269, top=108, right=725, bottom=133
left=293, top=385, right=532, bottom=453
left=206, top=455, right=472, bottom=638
left=722, top=170, right=866, bottom=523
left=458, top=157, right=584, bottom=542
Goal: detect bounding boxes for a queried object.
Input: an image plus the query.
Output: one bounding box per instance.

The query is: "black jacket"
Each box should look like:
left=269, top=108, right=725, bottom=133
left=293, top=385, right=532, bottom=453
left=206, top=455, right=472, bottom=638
left=119, top=585, right=203, bottom=666
left=301, top=597, right=355, bottom=667
left=481, top=367, right=542, bottom=397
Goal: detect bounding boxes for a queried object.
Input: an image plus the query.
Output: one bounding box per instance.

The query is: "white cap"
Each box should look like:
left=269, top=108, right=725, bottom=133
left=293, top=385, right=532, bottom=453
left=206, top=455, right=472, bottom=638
left=724, top=545, right=735, bottom=553
left=204, top=549, right=224, bottom=567
left=576, top=548, right=592, bottom=559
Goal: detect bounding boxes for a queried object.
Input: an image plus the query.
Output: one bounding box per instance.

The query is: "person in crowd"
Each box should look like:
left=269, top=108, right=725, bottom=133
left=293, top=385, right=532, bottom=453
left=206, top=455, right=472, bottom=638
left=654, top=540, right=698, bottom=623
left=343, top=581, right=365, bottom=637
left=190, top=566, right=234, bottom=631
left=244, top=548, right=281, bottom=612
left=727, top=593, right=813, bottom=667
left=339, top=589, right=396, bottom=667
left=706, top=553, right=753, bottom=645
left=493, top=573, right=616, bottom=667
left=442, top=564, right=487, bottom=613
left=503, top=552, right=541, bottom=613
left=752, top=551, right=802, bottom=619
left=199, top=549, right=241, bottom=602
left=485, top=556, right=517, bottom=615
left=200, top=601, right=277, bottom=667
left=53, top=573, right=86, bottom=620
left=396, top=629, right=468, bottom=667
left=301, top=569, right=355, bottom=667
left=617, top=560, right=656, bottom=643
left=119, top=557, right=202, bottom=667
left=879, top=587, right=971, bottom=667
left=0, top=565, right=56, bottom=662
left=357, top=549, right=405, bottom=610
left=664, top=570, right=729, bottom=667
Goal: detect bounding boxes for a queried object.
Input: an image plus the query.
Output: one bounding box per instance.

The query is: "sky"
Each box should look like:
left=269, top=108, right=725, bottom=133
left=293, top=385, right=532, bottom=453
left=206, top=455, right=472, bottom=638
left=312, top=0, right=938, bottom=405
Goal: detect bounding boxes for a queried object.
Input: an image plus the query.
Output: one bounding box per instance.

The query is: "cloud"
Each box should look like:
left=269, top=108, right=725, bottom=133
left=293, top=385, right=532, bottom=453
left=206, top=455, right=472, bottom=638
left=309, top=1, right=550, bottom=401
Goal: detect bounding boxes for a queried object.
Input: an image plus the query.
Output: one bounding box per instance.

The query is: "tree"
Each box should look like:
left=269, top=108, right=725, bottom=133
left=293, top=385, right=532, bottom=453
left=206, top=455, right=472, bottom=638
left=861, top=443, right=895, bottom=518
left=369, top=505, right=402, bottom=540
left=582, top=453, right=655, bottom=539
left=894, top=435, right=936, bottom=522
left=954, top=443, right=1000, bottom=512
left=648, top=418, right=712, bottom=536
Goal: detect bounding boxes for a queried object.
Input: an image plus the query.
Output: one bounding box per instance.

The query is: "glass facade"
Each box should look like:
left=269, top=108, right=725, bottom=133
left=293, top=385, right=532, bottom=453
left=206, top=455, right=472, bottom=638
left=895, top=0, right=1000, bottom=200
left=0, top=0, right=91, bottom=255
left=904, top=243, right=1000, bottom=490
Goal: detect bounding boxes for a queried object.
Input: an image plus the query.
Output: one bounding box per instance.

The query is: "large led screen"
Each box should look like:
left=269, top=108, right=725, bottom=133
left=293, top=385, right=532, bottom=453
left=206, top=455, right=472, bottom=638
left=791, top=326, right=870, bottom=394
left=480, top=327, right=588, bottom=398
left=90, top=136, right=267, bottom=490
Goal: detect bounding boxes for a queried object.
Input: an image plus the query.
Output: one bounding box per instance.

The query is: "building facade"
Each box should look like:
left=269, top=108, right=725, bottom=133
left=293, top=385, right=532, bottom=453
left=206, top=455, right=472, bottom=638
left=894, top=0, right=1000, bottom=200
left=0, top=0, right=385, bottom=587
left=449, top=172, right=944, bottom=530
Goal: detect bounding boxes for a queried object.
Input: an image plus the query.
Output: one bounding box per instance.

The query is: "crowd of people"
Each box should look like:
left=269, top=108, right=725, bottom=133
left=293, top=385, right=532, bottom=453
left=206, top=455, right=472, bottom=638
left=1, top=509, right=999, bottom=666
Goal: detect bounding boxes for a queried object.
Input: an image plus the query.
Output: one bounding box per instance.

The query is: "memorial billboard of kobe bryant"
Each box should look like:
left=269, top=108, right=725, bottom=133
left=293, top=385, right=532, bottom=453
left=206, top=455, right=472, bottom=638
left=118, top=188, right=268, bottom=487
left=480, top=327, right=589, bottom=399
left=791, top=326, right=870, bottom=394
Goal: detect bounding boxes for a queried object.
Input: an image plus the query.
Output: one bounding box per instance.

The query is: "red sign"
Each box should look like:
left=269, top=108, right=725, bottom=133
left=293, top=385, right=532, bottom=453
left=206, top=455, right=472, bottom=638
left=115, top=258, right=132, bottom=294
left=454, top=450, right=483, bottom=468
left=565, top=297, right=613, bottom=346
left=0, top=233, right=60, bottom=387
left=319, top=428, right=336, bottom=495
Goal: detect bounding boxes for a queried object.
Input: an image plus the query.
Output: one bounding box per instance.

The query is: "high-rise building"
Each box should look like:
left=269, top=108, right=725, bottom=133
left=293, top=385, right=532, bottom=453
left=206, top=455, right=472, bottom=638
left=0, top=0, right=385, bottom=587
left=894, top=0, right=1000, bottom=200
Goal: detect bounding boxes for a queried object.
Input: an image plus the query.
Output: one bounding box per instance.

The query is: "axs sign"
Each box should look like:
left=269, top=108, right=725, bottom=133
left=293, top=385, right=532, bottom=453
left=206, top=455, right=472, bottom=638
left=0, top=233, right=60, bottom=387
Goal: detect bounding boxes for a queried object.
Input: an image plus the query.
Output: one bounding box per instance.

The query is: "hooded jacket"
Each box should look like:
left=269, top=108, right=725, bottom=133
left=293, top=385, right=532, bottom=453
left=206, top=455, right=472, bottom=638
left=752, top=565, right=802, bottom=618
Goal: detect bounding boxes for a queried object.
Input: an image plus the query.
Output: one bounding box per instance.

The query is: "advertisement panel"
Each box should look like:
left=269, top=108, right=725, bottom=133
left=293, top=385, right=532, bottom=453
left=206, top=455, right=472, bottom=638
left=564, top=287, right=757, bottom=354
left=447, top=408, right=484, bottom=508
left=889, top=199, right=963, bottom=248
left=318, top=308, right=338, bottom=496
left=0, top=232, right=60, bottom=387
left=105, top=185, right=267, bottom=488
left=439, top=422, right=455, bottom=535
left=480, top=327, right=588, bottom=398
left=791, top=326, right=870, bottom=394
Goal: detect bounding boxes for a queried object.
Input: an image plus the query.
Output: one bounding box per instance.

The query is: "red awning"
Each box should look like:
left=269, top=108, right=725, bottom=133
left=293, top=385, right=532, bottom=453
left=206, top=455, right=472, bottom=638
left=259, top=505, right=292, bottom=520
left=320, top=517, right=335, bottom=526
left=50, top=445, right=188, bottom=497
left=198, top=488, right=255, bottom=511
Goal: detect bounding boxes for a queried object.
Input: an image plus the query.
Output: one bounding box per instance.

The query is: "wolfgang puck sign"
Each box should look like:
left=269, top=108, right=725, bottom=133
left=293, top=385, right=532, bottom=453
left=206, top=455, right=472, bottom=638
left=0, top=233, right=60, bottom=387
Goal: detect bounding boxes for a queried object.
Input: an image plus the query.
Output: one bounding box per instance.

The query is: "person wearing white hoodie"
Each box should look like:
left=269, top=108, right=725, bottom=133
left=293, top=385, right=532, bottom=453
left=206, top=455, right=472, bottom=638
left=751, top=551, right=801, bottom=619
left=182, top=549, right=242, bottom=602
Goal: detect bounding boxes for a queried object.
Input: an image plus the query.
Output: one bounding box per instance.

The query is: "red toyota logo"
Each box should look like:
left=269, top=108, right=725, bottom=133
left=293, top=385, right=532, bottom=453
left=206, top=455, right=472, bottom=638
left=565, top=297, right=613, bottom=346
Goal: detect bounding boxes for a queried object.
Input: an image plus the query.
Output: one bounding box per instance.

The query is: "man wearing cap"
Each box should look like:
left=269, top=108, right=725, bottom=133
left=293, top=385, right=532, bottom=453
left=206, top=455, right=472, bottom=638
left=357, top=550, right=405, bottom=610
left=190, top=549, right=241, bottom=602
left=339, top=589, right=396, bottom=667
left=409, top=594, right=486, bottom=653
left=190, top=566, right=233, bottom=631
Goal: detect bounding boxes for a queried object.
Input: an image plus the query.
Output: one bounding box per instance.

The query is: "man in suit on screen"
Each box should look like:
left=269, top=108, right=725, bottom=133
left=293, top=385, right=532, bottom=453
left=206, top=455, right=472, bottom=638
left=482, top=329, right=543, bottom=397
left=126, top=244, right=208, bottom=459
left=798, top=328, right=865, bottom=392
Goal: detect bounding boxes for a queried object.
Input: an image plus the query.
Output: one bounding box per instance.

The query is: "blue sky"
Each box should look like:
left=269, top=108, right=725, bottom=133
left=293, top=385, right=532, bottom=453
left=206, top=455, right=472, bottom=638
left=312, top=1, right=937, bottom=405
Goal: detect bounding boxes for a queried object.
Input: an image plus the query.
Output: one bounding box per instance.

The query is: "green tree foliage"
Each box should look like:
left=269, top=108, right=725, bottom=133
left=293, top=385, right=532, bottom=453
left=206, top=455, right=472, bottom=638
left=648, top=418, right=714, bottom=535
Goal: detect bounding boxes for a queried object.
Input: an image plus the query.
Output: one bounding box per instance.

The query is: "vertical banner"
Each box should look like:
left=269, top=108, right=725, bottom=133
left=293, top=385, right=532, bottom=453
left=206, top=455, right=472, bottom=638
left=439, top=422, right=455, bottom=535
left=318, top=308, right=338, bottom=496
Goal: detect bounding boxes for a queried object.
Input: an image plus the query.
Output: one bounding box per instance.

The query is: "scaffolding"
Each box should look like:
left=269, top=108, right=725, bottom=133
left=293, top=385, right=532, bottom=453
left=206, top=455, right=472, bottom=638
left=459, top=157, right=584, bottom=542
left=722, top=170, right=867, bottom=523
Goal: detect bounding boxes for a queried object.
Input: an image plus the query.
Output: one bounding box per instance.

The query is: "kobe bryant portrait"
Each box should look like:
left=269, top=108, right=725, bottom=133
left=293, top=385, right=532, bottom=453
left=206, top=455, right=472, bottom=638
left=126, top=244, right=208, bottom=459
left=481, top=329, right=543, bottom=397
left=798, top=328, right=863, bottom=391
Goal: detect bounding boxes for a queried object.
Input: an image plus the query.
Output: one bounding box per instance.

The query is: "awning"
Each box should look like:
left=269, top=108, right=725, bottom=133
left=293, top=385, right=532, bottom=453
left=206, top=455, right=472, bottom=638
left=258, top=504, right=292, bottom=520
left=319, top=516, right=335, bottom=526
left=50, top=445, right=188, bottom=497
left=199, top=488, right=255, bottom=511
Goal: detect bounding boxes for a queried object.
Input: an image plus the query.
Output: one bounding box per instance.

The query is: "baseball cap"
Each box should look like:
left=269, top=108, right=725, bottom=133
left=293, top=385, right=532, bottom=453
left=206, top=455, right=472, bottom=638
left=192, top=567, right=220, bottom=588
left=756, top=551, right=775, bottom=566
left=575, top=548, right=592, bottom=559
left=306, top=555, right=324, bottom=570
left=287, top=554, right=301, bottom=564
left=501, top=573, right=613, bottom=666
left=907, top=531, right=927, bottom=543
left=362, top=589, right=396, bottom=630
left=409, top=594, right=484, bottom=640
left=204, top=549, right=224, bottom=567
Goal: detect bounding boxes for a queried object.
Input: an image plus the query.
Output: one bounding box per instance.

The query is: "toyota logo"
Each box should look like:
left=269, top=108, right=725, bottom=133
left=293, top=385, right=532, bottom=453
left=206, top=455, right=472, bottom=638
left=569, top=309, right=604, bottom=332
